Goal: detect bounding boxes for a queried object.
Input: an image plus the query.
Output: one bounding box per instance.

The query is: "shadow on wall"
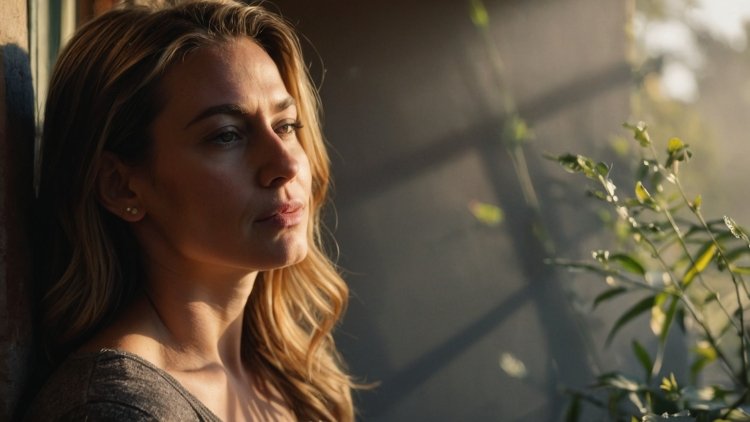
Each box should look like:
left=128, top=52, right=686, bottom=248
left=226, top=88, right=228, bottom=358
left=273, top=0, right=632, bottom=420
left=329, top=64, right=632, bottom=414
left=338, top=115, right=626, bottom=420
left=0, top=42, right=35, bottom=421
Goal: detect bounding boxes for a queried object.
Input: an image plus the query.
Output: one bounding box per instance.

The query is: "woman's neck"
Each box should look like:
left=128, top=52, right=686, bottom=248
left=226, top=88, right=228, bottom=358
left=82, top=266, right=298, bottom=421
left=83, top=263, right=258, bottom=374
left=143, top=262, right=259, bottom=374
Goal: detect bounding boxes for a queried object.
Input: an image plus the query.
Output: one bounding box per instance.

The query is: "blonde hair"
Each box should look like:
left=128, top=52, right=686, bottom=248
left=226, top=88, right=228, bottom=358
left=36, top=1, right=354, bottom=420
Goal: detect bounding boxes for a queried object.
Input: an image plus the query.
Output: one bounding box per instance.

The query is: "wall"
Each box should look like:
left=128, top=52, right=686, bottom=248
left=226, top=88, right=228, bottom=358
left=0, top=0, right=34, bottom=419
left=0, top=0, right=632, bottom=419
left=274, top=0, right=631, bottom=420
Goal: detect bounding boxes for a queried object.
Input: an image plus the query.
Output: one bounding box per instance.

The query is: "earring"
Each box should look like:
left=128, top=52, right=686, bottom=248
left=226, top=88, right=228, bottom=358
left=125, top=206, right=139, bottom=215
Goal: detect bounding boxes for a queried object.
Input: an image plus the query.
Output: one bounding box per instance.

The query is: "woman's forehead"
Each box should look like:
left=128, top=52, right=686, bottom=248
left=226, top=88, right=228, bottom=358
left=156, top=38, right=292, bottom=124
left=162, top=38, right=278, bottom=91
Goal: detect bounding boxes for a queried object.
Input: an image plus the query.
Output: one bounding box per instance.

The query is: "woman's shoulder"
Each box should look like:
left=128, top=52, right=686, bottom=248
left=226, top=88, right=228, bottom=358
left=25, top=349, right=220, bottom=421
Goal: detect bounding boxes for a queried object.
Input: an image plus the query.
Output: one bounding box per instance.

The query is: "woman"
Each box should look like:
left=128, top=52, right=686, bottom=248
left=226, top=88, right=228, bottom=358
left=27, top=1, right=355, bottom=420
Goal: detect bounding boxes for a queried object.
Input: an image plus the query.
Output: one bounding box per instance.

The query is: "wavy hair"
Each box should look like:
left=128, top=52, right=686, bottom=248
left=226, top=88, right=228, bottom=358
left=35, top=1, right=354, bottom=420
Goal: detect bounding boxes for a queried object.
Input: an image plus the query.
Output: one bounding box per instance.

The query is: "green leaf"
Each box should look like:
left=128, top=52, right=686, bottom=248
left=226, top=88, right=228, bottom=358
left=610, top=253, right=646, bottom=276
left=546, top=259, right=614, bottom=276
left=691, top=194, right=702, bottom=211
left=553, top=153, right=600, bottom=179
left=504, top=114, right=534, bottom=146
left=690, top=341, right=717, bottom=382
left=632, top=340, right=653, bottom=380
left=469, top=200, right=504, bottom=226
left=650, top=293, right=666, bottom=337
left=564, top=394, right=581, bottom=422
left=596, top=372, right=641, bottom=392
left=586, top=189, right=608, bottom=202
left=595, top=162, right=610, bottom=177
left=682, top=243, right=717, bottom=286
left=606, top=295, right=656, bottom=346
left=623, top=121, right=651, bottom=147
left=723, top=407, right=750, bottom=420
left=469, top=0, right=489, bottom=28
left=593, top=287, right=628, bottom=309
left=635, top=181, right=652, bottom=204
left=610, top=136, right=630, bottom=157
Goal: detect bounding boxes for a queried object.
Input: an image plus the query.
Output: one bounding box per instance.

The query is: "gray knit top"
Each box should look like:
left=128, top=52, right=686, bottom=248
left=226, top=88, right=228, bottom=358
left=26, top=349, right=222, bottom=421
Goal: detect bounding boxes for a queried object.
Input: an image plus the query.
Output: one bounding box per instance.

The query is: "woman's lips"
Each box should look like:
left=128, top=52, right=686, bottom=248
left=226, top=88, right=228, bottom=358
left=256, top=201, right=305, bottom=228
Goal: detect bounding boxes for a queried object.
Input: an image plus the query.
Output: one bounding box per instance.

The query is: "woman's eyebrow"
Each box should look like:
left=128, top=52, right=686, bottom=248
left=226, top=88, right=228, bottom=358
left=183, top=97, right=296, bottom=129
left=275, top=96, right=296, bottom=112
left=183, top=103, right=250, bottom=129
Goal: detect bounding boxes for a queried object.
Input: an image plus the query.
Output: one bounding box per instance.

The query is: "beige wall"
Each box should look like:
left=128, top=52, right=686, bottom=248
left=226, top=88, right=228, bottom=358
left=276, top=0, right=630, bottom=419
left=0, top=0, right=34, bottom=419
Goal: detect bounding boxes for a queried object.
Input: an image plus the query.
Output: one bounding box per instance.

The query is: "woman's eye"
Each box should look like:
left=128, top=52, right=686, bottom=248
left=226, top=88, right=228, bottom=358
left=210, top=130, right=242, bottom=145
left=276, top=120, right=304, bottom=136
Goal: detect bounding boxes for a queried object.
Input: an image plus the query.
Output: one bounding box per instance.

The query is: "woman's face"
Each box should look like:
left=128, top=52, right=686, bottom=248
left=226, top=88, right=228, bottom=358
left=131, top=37, right=311, bottom=277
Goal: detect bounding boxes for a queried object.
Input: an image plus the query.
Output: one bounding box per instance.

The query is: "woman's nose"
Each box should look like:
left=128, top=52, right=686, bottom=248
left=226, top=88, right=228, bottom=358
left=256, top=131, right=300, bottom=188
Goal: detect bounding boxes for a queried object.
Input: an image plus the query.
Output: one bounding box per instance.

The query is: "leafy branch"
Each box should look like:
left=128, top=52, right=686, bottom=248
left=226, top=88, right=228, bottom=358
left=552, top=122, right=750, bottom=421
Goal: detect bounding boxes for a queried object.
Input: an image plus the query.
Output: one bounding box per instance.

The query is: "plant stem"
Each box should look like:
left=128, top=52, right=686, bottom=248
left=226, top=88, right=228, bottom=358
left=672, top=177, right=750, bottom=388
left=647, top=143, right=749, bottom=388
left=597, top=171, right=742, bottom=384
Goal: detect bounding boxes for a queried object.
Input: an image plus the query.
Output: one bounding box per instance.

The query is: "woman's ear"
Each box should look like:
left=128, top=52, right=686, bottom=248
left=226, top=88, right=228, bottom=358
left=97, top=152, right=144, bottom=222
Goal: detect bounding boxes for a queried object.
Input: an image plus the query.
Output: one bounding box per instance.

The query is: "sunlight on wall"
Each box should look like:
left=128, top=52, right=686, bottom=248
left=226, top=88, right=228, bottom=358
left=689, top=0, right=750, bottom=51
left=636, top=0, right=750, bottom=102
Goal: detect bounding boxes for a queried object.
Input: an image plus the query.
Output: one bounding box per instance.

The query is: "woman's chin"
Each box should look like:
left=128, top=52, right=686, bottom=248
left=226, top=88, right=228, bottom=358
left=260, top=239, right=309, bottom=271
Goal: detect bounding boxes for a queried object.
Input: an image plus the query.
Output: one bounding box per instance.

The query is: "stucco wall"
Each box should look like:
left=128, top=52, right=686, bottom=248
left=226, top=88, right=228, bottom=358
left=275, top=0, right=631, bottom=419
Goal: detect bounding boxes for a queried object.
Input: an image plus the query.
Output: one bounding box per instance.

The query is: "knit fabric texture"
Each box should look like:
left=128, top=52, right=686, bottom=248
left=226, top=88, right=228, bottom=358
left=25, top=349, right=222, bottom=421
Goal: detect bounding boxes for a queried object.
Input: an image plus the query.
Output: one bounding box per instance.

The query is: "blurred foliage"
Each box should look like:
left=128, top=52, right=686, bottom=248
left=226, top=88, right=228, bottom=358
left=467, top=0, right=554, bottom=253
left=626, top=0, right=722, bottom=204
left=464, top=0, right=750, bottom=420
left=552, top=122, right=750, bottom=421
left=628, top=75, right=712, bottom=172
left=469, top=200, right=504, bottom=227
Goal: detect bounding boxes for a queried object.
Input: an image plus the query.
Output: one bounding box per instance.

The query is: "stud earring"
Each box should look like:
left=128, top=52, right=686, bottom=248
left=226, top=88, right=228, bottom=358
left=125, top=206, right=139, bottom=215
